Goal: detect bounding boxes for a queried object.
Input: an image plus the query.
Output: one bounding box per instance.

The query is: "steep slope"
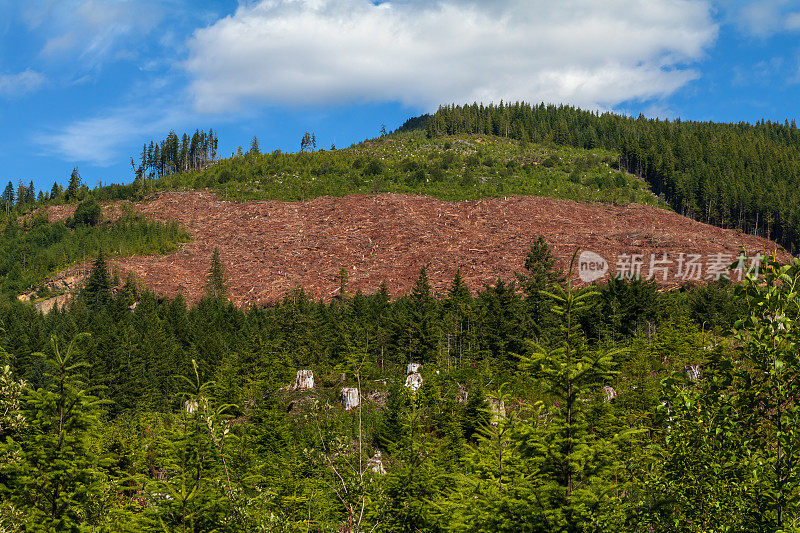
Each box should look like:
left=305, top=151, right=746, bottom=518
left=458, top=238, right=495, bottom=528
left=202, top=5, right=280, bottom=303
left=44, top=191, right=787, bottom=306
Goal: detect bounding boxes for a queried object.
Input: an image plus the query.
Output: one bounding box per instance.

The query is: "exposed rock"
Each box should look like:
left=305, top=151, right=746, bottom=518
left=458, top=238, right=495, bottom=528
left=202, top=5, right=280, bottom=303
left=601, top=386, right=618, bottom=403
left=682, top=364, right=701, bottom=382
left=293, top=369, right=315, bottom=391
left=406, top=362, right=422, bottom=375
left=367, top=450, right=386, bottom=474
left=487, top=397, right=506, bottom=425
left=342, top=387, right=360, bottom=411
left=33, top=293, right=71, bottom=314
left=405, top=373, right=423, bottom=392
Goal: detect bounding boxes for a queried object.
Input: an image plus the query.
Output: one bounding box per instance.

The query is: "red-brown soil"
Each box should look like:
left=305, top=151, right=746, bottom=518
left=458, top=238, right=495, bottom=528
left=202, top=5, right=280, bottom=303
left=43, top=191, right=790, bottom=306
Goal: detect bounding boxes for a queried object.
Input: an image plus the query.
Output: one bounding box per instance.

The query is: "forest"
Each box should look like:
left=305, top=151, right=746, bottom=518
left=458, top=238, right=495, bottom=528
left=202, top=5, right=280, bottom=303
left=1, top=234, right=799, bottom=531
left=1, top=117, right=799, bottom=530
left=415, top=102, right=800, bottom=253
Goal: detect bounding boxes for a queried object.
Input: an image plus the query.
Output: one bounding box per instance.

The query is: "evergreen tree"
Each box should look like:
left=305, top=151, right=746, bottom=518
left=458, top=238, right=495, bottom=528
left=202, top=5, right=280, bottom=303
left=515, top=250, right=632, bottom=529
left=65, top=167, right=82, bottom=201
left=83, top=252, right=112, bottom=310
left=2, top=181, right=14, bottom=216
left=0, top=334, right=109, bottom=530
left=248, top=136, right=260, bottom=156
left=205, top=248, right=228, bottom=300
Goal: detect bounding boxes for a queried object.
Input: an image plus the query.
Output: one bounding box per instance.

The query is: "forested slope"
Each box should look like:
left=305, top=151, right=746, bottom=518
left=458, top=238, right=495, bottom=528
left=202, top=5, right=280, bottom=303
left=412, top=102, right=800, bottom=252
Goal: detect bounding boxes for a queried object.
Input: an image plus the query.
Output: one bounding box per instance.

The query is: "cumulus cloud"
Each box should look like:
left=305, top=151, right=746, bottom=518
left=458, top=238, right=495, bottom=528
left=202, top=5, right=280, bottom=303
left=0, top=70, right=46, bottom=97
left=185, top=0, right=717, bottom=112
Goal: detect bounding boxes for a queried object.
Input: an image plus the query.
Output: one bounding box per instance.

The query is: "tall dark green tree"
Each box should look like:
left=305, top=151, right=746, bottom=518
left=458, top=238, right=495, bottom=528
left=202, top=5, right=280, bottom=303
left=0, top=334, right=109, bottom=530
left=83, top=252, right=112, bottom=310
left=205, top=248, right=228, bottom=300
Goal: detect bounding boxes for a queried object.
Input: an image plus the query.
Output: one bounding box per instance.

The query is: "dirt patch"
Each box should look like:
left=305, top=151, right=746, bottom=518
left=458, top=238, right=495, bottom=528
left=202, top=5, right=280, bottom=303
left=44, top=191, right=790, bottom=306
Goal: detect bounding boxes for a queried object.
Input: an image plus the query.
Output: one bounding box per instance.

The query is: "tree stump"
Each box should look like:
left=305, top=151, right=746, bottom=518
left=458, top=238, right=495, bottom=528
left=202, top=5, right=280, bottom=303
left=487, top=397, right=505, bottom=425
left=342, top=387, right=360, bottom=411
left=406, top=362, right=422, bottom=375
left=457, top=383, right=468, bottom=404
left=368, top=450, right=386, bottom=474
left=682, top=364, right=701, bottom=382
left=293, top=369, right=315, bottom=390
left=601, top=386, right=617, bottom=402
left=405, top=373, right=423, bottom=392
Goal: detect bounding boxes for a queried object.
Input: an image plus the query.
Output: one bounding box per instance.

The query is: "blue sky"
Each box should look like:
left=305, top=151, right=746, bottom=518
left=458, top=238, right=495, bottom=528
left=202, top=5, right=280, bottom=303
left=1, top=0, right=799, bottom=193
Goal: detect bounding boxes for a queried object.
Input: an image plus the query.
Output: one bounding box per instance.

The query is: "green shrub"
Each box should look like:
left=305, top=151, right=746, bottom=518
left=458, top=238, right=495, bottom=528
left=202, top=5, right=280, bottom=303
left=72, top=199, right=102, bottom=227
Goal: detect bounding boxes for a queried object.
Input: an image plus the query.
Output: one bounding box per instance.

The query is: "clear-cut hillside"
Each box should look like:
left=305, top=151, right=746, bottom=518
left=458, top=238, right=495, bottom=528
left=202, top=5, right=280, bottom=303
left=45, top=191, right=791, bottom=306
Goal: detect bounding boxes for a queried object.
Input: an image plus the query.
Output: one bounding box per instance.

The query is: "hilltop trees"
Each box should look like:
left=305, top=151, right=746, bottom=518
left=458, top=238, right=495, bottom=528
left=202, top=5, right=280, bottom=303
left=424, top=102, right=800, bottom=252
left=135, top=128, right=219, bottom=181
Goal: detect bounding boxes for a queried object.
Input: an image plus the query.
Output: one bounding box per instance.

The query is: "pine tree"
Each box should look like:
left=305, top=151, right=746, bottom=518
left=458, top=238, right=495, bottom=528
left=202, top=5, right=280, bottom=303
left=518, top=236, right=565, bottom=333
left=515, top=250, right=632, bottom=528
left=65, top=167, right=82, bottom=201
left=249, top=135, right=260, bottom=156
left=83, top=252, right=112, bottom=310
left=2, top=181, right=13, bottom=216
left=0, top=334, right=109, bottom=530
left=205, top=248, right=228, bottom=300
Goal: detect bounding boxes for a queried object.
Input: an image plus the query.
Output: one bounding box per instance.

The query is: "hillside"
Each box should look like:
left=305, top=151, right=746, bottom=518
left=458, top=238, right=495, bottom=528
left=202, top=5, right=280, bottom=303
left=148, top=132, right=666, bottom=207
left=41, top=190, right=785, bottom=306
left=415, top=103, right=800, bottom=253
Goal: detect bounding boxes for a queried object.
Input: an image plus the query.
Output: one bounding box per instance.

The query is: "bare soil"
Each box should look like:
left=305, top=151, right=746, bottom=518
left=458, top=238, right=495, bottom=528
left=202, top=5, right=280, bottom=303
left=43, top=191, right=790, bottom=306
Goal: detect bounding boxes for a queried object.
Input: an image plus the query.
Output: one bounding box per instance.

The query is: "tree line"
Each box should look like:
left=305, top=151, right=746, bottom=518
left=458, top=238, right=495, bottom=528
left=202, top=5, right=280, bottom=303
left=134, top=129, right=219, bottom=182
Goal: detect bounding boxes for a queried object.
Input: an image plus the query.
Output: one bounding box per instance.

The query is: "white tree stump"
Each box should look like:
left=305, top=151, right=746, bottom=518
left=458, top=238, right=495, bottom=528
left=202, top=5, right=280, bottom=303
left=185, top=397, right=207, bottom=414
left=405, top=373, right=423, bottom=392
left=601, top=386, right=618, bottom=402
left=342, top=387, right=360, bottom=411
left=368, top=450, right=386, bottom=474
left=487, top=397, right=506, bottom=425
left=682, top=364, right=701, bottom=382
left=457, top=383, right=468, bottom=404
left=293, top=369, right=315, bottom=390
left=406, top=362, right=422, bottom=375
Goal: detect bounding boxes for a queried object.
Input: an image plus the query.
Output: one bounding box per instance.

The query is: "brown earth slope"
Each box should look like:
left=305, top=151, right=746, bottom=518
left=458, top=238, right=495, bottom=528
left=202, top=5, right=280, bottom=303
left=45, top=191, right=790, bottom=306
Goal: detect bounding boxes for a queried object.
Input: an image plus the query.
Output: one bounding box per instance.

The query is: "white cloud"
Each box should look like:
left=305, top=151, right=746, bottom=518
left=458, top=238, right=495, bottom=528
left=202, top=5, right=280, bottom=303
left=23, top=0, right=166, bottom=68
left=0, top=70, right=46, bottom=97
left=185, top=0, right=717, bottom=112
left=37, top=101, right=189, bottom=166
left=724, top=0, right=800, bottom=37
left=786, top=12, right=800, bottom=30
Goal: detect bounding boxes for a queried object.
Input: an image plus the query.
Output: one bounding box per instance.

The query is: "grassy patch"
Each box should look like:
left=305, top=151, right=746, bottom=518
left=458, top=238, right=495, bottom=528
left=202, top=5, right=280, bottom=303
left=152, top=132, right=669, bottom=207
left=0, top=214, right=190, bottom=295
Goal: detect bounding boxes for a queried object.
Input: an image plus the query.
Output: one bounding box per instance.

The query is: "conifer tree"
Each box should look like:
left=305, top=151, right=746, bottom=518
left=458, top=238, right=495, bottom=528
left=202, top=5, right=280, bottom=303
left=83, top=252, right=112, bottom=310
left=2, top=181, right=14, bottom=216
left=205, top=247, right=228, bottom=300
left=248, top=135, right=260, bottom=156
left=65, top=167, right=82, bottom=201
left=0, top=334, right=109, bottom=530
left=515, top=250, right=631, bottom=528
